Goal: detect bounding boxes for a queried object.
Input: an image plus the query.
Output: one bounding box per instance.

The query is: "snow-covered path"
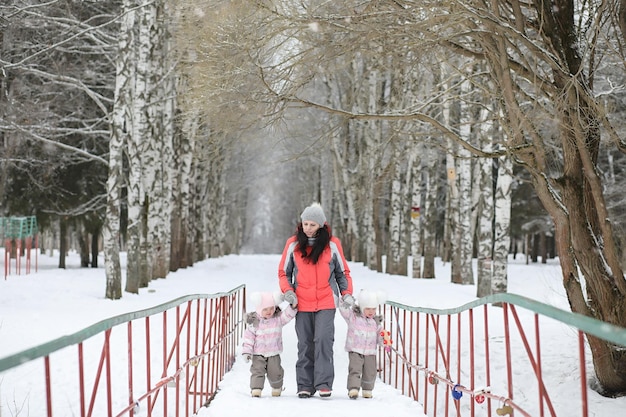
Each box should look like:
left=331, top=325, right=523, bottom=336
left=195, top=310, right=426, bottom=417
left=3, top=251, right=625, bottom=416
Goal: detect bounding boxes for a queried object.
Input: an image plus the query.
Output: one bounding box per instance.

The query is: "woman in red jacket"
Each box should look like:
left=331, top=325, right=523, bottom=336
left=278, top=202, right=355, bottom=399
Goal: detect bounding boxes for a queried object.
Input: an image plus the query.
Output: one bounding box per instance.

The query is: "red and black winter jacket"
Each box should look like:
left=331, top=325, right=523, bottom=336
left=278, top=235, right=353, bottom=312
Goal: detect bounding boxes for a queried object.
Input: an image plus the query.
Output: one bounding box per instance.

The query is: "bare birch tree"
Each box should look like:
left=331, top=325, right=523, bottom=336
left=493, top=153, right=513, bottom=296
left=475, top=113, right=495, bottom=298
left=105, top=0, right=135, bottom=300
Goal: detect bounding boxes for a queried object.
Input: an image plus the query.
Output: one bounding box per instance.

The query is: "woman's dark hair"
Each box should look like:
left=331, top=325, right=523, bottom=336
left=296, top=224, right=331, bottom=264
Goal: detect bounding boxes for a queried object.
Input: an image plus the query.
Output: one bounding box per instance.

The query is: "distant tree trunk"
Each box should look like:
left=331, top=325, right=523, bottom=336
left=201, top=138, right=229, bottom=258
left=139, top=198, right=149, bottom=287
left=421, top=144, right=440, bottom=279
left=192, top=137, right=209, bottom=262
left=362, top=139, right=379, bottom=270
left=443, top=78, right=466, bottom=283
left=388, top=140, right=407, bottom=275
left=90, top=229, right=99, bottom=268
left=476, top=121, right=494, bottom=298
left=213, top=146, right=229, bottom=256
left=409, top=142, right=423, bottom=278
left=58, top=217, right=67, bottom=269
left=161, top=28, right=176, bottom=268
left=539, top=231, right=547, bottom=264
left=171, top=105, right=196, bottom=270
left=457, top=79, right=474, bottom=285
left=325, top=63, right=368, bottom=265
left=78, top=230, right=89, bottom=267
left=333, top=126, right=367, bottom=263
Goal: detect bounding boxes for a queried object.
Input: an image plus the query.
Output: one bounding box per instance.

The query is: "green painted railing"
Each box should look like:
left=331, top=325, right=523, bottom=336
left=387, top=292, right=626, bottom=346
left=0, top=285, right=246, bottom=417
left=3, top=285, right=625, bottom=417
left=378, top=292, right=626, bottom=417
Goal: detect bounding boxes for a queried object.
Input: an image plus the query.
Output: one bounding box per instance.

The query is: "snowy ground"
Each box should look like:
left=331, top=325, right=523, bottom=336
left=1, top=249, right=625, bottom=416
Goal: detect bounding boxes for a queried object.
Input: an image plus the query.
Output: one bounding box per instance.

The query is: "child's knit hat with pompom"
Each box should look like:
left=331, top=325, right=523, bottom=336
left=250, top=291, right=282, bottom=316
left=357, top=289, right=387, bottom=309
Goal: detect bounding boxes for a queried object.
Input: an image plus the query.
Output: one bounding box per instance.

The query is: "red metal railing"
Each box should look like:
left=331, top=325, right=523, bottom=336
left=378, top=293, right=626, bottom=417
left=4, top=286, right=626, bottom=416
left=0, top=285, right=245, bottom=417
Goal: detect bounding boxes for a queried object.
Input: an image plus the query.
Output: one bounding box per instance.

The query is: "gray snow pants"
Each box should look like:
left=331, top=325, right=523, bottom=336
left=294, top=309, right=336, bottom=393
left=249, top=354, right=284, bottom=390
left=347, top=352, right=377, bottom=391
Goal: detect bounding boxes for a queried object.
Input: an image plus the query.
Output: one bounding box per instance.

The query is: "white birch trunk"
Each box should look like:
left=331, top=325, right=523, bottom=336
left=215, top=151, right=229, bottom=255
left=422, top=144, right=439, bottom=278
left=409, top=142, right=423, bottom=278
left=493, top=154, right=513, bottom=294
left=192, top=136, right=210, bottom=261
left=126, top=1, right=152, bottom=293
left=386, top=60, right=410, bottom=276
left=159, top=22, right=175, bottom=273
left=476, top=112, right=494, bottom=297
left=141, top=0, right=159, bottom=281
left=144, top=0, right=172, bottom=280
left=388, top=141, right=405, bottom=275
left=363, top=62, right=381, bottom=270
left=442, top=66, right=461, bottom=280
left=174, top=105, right=197, bottom=268
left=205, top=139, right=226, bottom=258
left=330, top=131, right=360, bottom=256
left=104, top=0, right=134, bottom=299
left=457, top=80, right=474, bottom=285
left=362, top=143, right=378, bottom=269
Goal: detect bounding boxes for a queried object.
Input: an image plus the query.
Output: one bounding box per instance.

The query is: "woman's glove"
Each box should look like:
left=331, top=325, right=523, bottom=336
left=342, top=293, right=355, bottom=307
left=283, top=290, right=298, bottom=307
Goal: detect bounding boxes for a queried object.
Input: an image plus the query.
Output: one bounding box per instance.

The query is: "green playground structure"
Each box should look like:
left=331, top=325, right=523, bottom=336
left=1, top=216, right=39, bottom=278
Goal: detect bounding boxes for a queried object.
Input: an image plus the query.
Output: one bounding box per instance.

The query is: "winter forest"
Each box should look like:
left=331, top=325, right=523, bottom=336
left=2, top=0, right=626, bottom=396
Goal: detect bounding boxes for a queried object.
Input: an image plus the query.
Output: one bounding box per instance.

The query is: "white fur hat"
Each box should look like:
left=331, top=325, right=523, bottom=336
left=250, top=291, right=282, bottom=316
left=357, top=289, right=387, bottom=309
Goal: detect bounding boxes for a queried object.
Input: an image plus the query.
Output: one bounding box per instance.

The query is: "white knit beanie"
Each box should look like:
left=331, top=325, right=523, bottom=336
left=301, top=202, right=326, bottom=226
left=357, top=289, right=387, bottom=309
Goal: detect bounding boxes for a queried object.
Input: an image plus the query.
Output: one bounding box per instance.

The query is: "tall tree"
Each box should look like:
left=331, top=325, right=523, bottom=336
left=493, top=153, right=513, bottom=296
left=105, top=0, right=135, bottom=300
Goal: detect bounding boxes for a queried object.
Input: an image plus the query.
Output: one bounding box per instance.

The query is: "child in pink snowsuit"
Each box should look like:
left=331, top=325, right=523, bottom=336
left=338, top=289, right=387, bottom=399
left=242, top=291, right=297, bottom=397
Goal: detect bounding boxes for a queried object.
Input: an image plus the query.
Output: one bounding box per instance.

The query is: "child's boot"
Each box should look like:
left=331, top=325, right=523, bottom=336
left=251, top=389, right=262, bottom=397
left=272, top=387, right=283, bottom=397
left=362, top=390, right=373, bottom=398
left=348, top=389, right=359, bottom=399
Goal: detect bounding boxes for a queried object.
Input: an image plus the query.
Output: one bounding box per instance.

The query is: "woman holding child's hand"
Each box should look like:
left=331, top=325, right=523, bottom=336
left=278, top=202, right=354, bottom=399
